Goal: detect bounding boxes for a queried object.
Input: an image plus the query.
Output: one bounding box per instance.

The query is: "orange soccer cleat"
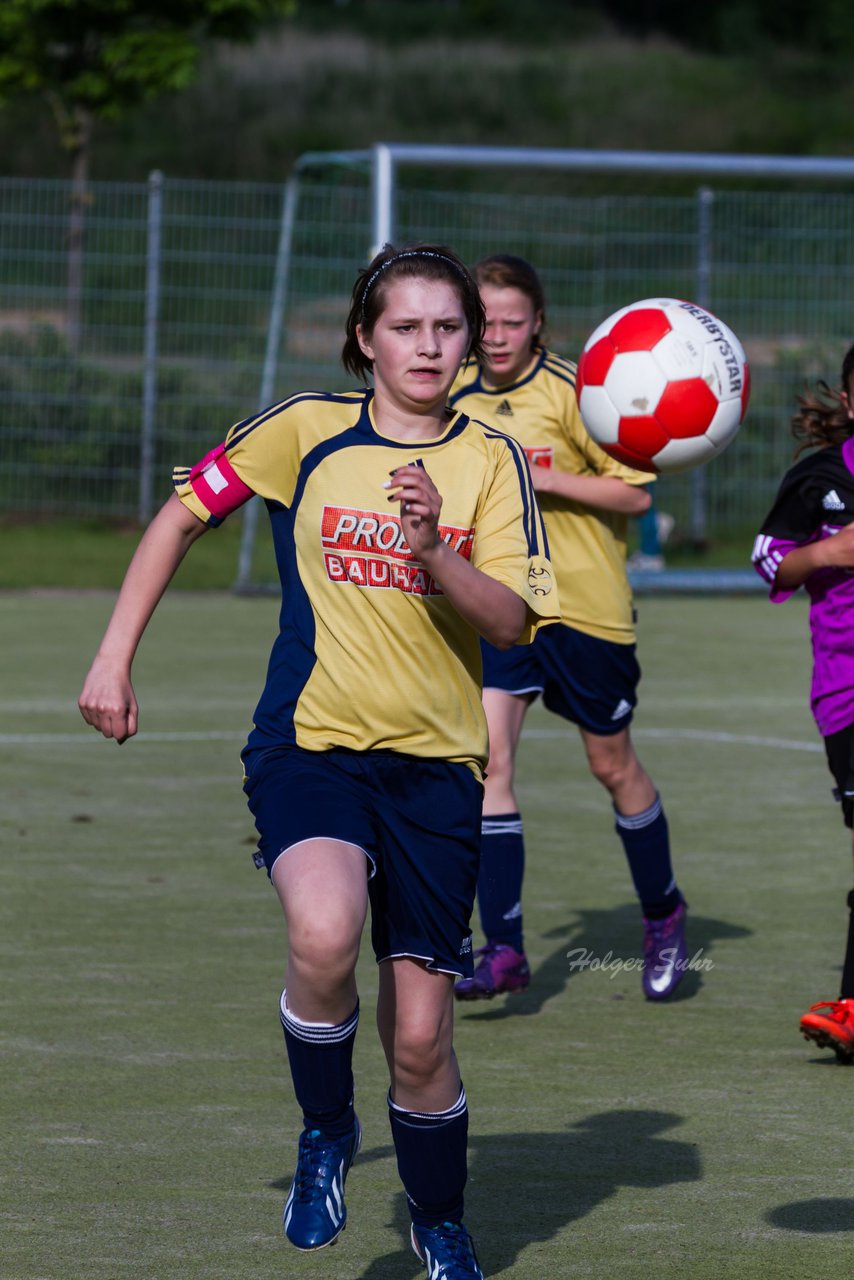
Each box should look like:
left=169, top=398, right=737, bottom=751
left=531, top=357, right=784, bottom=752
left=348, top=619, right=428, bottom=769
left=799, top=998, right=854, bottom=1062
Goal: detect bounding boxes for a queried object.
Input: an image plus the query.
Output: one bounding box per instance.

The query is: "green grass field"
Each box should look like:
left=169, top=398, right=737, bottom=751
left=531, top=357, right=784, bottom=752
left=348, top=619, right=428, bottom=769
left=0, top=517, right=757, bottom=592
left=2, top=590, right=852, bottom=1280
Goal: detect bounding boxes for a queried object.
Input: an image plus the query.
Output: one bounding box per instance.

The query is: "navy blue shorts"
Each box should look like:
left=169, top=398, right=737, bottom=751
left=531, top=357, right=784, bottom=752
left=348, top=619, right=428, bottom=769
left=481, top=623, right=641, bottom=736
left=242, top=746, right=482, bottom=977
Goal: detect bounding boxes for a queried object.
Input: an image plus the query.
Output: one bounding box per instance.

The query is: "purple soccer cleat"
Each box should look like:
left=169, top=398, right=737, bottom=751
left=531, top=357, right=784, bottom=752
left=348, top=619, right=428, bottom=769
left=642, top=901, right=688, bottom=1000
left=454, top=942, right=530, bottom=1001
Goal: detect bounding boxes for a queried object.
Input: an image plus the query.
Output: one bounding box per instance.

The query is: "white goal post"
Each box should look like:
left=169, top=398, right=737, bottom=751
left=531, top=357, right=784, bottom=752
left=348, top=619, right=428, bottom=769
left=234, top=143, right=854, bottom=593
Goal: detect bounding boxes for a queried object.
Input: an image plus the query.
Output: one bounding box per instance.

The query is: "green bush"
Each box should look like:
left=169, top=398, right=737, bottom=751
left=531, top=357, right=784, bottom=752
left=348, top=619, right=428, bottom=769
left=0, top=325, right=263, bottom=515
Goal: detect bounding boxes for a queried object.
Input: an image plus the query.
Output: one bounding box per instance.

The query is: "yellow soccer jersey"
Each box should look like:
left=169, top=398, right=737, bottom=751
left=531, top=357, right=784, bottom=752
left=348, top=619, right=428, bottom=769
left=450, top=347, right=651, bottom=643
left=173, top=388, right=558, bottom=775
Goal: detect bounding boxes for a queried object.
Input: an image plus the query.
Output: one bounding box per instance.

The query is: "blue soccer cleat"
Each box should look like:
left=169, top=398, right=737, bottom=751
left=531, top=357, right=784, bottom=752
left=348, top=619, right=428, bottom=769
left=410, top=1220, right=485, bottom=1279
left=283, top=1117, right=361, bottom=1250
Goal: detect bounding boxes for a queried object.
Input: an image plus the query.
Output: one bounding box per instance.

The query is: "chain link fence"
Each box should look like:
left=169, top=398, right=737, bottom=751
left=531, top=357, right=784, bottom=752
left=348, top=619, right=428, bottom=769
left=0, top=172, right=367, bottom=522
left=2, top=162, right=852, bottom=576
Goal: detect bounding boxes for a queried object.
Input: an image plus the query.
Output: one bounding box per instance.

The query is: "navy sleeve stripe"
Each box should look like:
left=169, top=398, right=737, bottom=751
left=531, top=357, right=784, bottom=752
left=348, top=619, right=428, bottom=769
left=483, top=426, right=549, bottom=559
left=226, top=390, right=364, bottom=453
left=542, top=355, right=578, bottom=389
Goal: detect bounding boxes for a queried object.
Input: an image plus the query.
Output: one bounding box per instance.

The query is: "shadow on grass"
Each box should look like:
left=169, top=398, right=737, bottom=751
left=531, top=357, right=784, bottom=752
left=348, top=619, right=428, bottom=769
left=766, top=1197, right=854, bottom=1233
left=458, top=902, right=752, bottom=1020
left=285, top=1107, right=700, bottom=1277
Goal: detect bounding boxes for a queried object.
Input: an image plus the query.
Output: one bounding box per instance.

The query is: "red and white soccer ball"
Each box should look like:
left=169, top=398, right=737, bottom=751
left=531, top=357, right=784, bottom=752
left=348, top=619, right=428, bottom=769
left=576, top=298, right=750, bottom=474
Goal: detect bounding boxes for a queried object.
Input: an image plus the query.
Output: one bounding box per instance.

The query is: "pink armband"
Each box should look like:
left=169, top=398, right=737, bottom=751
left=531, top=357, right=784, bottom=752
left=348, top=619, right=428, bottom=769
left=189, top=443, right=255, bottom=520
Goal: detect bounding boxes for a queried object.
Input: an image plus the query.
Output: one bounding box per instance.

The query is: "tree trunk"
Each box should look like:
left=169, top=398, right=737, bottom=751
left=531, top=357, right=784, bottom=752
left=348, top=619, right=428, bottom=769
left=66, top=106, right=92, bottom=354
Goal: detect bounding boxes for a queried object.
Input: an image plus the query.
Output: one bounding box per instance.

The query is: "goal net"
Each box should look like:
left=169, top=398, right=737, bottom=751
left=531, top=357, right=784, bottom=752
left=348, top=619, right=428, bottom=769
left=233, top=144, right=854, bottom=592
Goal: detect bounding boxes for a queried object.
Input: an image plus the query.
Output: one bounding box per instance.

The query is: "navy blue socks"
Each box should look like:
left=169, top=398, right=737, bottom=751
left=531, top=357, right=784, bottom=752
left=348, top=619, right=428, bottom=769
left=279, top=992, right=359, bottom=1138
left=477, top=813, right=525, bottom=950
left=388, top=1087, right=469, bottom=1227
left=614, top=793, right=681, bottom=919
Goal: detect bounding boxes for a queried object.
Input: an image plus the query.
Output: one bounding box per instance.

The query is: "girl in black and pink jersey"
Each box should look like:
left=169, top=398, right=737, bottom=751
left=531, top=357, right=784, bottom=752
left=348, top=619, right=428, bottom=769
left=752, top=342, right=854, bottom=1062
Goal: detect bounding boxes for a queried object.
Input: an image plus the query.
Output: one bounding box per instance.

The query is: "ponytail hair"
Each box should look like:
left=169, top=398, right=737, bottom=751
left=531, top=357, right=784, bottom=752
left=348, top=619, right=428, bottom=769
left=792, top=341, right=854, bottom=456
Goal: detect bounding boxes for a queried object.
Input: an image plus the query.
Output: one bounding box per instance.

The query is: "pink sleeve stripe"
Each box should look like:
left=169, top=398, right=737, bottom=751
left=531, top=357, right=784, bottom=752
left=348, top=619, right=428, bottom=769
left=189, top=443, right=255, bottom=520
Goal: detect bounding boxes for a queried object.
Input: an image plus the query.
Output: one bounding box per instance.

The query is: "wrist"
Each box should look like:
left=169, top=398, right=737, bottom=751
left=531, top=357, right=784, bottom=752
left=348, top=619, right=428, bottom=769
left=533, top=464, right=554, bottom=494
left=417, top=535, right=447, bottom=568
left=95, top=638, right=135, bottom=669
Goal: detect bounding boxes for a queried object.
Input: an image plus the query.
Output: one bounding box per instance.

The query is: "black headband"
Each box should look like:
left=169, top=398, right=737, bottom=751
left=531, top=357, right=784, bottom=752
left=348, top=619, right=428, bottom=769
left=360, top=250, right=467, bottom=316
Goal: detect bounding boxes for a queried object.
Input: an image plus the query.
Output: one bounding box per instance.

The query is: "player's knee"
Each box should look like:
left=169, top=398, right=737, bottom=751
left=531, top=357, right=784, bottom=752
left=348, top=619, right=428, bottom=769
left=585, top=733, right=645, bottom=795
left=392, top=1021, right=451, bottom=1090
left=588, top=753, right=629, bottom=793
left=288, top=920, right=360, bottom=989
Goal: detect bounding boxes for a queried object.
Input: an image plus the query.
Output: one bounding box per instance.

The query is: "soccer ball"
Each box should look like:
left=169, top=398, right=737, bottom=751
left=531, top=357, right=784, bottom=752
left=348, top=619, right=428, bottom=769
left=576, top=298, right=750, bottom=474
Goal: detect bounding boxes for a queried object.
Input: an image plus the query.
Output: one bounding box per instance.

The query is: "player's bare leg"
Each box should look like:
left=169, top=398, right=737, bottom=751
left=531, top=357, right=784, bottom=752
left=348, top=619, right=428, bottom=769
left=481, top=687, right=531, bottom=816
left=578, top=724, right=656, bottom=815
left=377, top=957, right=460, bottom=1111
left=272, top=838, right=368, bottom=1023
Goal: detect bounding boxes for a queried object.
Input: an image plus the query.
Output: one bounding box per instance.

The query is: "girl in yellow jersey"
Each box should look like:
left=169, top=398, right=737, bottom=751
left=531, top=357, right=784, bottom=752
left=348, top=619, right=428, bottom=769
left=78, top=244, right=558, bottom=1280
left=450, top=254, right=688, bottom=1004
